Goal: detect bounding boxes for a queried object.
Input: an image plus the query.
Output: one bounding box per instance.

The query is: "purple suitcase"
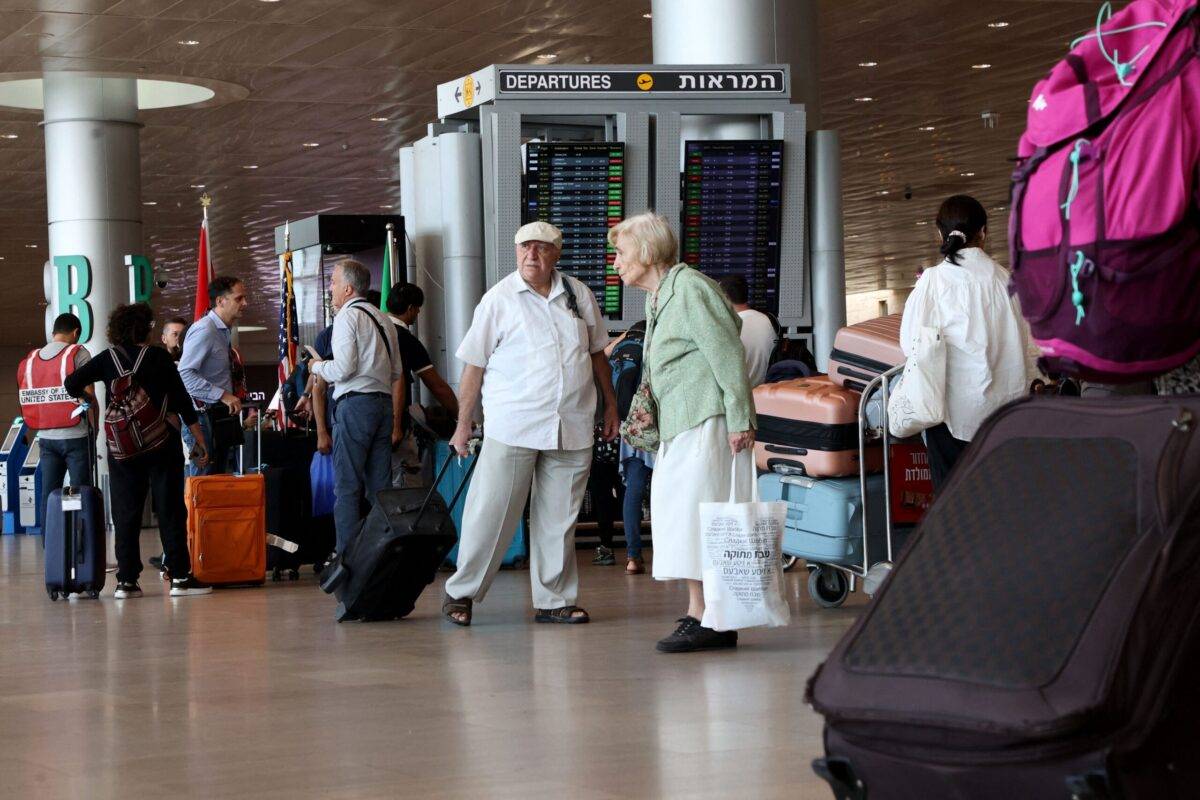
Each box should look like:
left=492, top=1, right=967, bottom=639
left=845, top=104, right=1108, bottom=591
left=807, top=395, right=1200, bottom=799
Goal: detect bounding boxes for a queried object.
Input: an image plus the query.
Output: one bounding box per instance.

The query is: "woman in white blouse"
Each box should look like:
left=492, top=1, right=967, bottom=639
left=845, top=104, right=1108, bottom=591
left=900, top=195, right=1036, bottom=489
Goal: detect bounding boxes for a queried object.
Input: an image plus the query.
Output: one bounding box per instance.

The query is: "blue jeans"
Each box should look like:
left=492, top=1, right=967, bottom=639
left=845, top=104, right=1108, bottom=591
left=332, top=393, right=393, bottom=554
left=621, top=456, right=651, bottom=558
left=183, top=412, right=237, bottom=477
left=39, top=436, right=92, bottom=529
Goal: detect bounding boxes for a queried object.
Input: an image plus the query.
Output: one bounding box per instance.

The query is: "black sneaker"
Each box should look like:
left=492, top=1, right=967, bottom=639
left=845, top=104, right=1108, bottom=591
left=114, top=581, right=143, bottom=599
left=655, top=616, right=738, bottom=653
left=592, top=545, right=616, bottom=566
left=169, top=575, right=213, bottom=597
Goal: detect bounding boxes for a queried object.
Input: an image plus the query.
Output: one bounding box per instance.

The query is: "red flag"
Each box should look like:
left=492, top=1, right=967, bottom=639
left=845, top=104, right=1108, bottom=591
left=193, top=213, right=212, bottom=321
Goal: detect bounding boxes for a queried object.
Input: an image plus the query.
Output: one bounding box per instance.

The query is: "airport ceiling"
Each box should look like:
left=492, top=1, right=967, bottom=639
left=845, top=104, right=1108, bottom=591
left=0, top=0, right=1121, bottom=346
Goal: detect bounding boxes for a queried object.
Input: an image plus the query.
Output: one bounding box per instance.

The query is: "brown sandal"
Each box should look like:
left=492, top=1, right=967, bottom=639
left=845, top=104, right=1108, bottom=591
left=442, top=593, right=472, bottom=626
left=534, top=605, right=590, bottom=624
left=626, top=557, right=645, bottom=575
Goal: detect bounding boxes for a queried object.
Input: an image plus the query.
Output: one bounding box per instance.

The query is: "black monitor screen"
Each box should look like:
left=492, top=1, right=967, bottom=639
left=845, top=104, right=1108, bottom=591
left=523, top=142, right=625, bottom=318
left=681, top=140, right=783, bottom=315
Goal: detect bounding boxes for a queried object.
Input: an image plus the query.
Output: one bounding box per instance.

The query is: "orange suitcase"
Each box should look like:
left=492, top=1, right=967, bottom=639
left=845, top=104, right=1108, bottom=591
left=185, top=473, right=266, bottom=586
left=754, top=376, right=883, bottom=478
left=828, top=314, right=904, bottom=392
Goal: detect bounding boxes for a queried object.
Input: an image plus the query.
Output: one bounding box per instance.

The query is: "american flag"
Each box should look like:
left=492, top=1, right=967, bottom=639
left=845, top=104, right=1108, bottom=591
left=275, top=243, right=298, bottom=428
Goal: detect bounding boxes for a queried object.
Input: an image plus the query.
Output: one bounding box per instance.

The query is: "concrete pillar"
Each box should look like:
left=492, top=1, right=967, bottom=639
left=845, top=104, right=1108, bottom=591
left=42, top=73, right=143, bottom=354
left=809, top=131, right=846, bottom=371
left=437, top=132, right=484, bottom=391
left=652, top=0, right=819, bottom=136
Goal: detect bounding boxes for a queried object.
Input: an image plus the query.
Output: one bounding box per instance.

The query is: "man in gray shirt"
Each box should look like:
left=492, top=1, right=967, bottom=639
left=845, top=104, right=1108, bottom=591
left=306, top=259, right=402, bottom=554
left=178, top=275, right=247, bottom=476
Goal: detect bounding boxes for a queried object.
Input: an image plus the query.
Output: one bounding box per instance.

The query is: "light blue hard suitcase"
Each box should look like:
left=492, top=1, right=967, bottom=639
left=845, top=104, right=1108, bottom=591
left=757, top=472, right=888, bottom=567
left=434, top=441, right=528, bottom=568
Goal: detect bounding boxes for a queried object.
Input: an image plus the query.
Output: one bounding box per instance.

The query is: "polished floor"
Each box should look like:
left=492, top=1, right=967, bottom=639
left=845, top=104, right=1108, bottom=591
left=0, top=531, right=866, bottom=799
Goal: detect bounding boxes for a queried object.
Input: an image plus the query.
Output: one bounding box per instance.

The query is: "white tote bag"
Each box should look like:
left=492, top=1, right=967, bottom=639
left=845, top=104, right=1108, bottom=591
left=888, top=324, right=948, bottom=440
left=699, top=454, right=791, bottom=632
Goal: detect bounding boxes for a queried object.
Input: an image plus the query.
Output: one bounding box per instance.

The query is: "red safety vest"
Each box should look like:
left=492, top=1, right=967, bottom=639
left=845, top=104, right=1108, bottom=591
left=17, top=344, right=83, bottom=430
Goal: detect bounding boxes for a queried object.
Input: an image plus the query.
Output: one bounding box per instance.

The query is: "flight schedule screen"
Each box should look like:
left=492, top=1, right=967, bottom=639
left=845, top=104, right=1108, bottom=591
left=523, top=142, right=625, bottom=317
left=681, top=140, right=783, bottom=315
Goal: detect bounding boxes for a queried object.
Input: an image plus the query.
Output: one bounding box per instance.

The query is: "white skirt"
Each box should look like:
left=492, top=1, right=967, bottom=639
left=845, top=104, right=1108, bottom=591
left=650, top=415, right=755, bottom=581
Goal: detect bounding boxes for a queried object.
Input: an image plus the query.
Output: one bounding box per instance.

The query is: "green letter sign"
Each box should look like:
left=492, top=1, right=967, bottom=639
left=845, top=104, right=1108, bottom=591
left=125, top=254, right=153, bottom=303
left=52, top=254, right=93, bottom=343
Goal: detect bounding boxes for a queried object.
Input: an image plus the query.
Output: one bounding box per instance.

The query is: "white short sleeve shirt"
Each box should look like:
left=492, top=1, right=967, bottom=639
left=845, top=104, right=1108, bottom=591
left=456, top=270, right=610, bottom=451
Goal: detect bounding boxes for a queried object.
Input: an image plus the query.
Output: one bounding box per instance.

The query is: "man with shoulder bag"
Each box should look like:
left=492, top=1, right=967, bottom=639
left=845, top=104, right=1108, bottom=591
left=306, top=260, right=403, bottom=557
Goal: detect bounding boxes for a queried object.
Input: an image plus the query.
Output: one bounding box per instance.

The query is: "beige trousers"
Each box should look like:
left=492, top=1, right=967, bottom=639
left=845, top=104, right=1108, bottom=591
left=444, top=438, right=592, bottom=609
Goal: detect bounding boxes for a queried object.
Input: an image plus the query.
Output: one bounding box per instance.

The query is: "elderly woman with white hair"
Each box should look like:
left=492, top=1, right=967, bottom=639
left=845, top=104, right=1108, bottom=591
left=610, top=212, right=756, bottom=653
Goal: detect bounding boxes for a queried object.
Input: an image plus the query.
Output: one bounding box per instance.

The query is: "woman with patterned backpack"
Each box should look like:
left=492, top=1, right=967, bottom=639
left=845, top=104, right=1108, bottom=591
left=64, top=303, right=213, bottom=600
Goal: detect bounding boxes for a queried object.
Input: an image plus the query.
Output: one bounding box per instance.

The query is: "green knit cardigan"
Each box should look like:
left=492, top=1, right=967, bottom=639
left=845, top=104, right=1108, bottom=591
left=643, top=264, right=756, bottom=442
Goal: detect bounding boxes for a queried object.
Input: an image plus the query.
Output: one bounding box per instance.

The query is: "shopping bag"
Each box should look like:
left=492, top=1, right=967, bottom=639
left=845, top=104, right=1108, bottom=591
left=887, top=325, right=947, bottom=440
left=310, top=451, right=336, bottom=517
left=699, top=452, right=791, bottom=631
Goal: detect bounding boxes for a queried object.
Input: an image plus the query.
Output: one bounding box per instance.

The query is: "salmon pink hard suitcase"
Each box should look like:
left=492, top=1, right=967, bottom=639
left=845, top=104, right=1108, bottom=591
left=828, top=314, right=904, bottom=392
left=753, top=376, right=882, bottom=478
left=185, top=473, right=266, bottom=586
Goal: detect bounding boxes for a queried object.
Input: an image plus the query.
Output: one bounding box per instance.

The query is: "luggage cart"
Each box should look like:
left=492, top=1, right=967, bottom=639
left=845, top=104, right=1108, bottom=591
left=803, top=364, right=908, bottom=608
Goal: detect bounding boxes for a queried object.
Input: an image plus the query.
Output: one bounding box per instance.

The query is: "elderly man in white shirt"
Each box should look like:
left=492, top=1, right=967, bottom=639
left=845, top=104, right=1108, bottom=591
left=306, top=259, right=403, bottom=555
left=442, top=221, right=618, bottom=627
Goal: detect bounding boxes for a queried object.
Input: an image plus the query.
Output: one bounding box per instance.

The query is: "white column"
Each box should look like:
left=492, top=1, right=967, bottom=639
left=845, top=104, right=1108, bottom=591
left=651, top=0, right=819, bottom=137
left=43, top=73, right=143, bottom=552
left=809, top=131, right=846, bottom=371
left=437, top=132, right=484, bottom=391
left=43, top=73, right=143, bottom=354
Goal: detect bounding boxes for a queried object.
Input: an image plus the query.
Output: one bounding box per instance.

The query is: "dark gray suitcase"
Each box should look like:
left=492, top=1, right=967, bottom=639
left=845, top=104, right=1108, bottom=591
left=319, top=451, right=470, bottom=622
left=808, top=396, right=1200, bottom=799
left=44, top=485, right=106, bottom=600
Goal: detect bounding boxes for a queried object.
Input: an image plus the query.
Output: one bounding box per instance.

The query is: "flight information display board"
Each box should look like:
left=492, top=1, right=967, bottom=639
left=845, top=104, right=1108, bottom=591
left=681, top=140, right=783, bottom=315
left=523, top=142, right=625, bottom=317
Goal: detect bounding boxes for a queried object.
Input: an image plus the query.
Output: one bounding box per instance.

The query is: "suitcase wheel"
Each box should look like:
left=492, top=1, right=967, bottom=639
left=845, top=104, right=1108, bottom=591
left=808, top=565, right=850, bottom=609
left=48, top=590, right=60, bottom=601
left=318, top=560, right=348, bottom=594
left=812, top=757, right=866, bottom=800
left=781, top=555, right=800, bottom=573
left=271, top=567, right=282, bottom=583
left=288, top=569, right=299, bottom=581
left=88, top=590, right=100, bottom=600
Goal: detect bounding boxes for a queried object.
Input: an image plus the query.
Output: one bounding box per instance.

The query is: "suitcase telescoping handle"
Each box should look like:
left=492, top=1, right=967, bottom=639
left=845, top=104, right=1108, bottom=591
left=409, top=440, right=481, bottom=533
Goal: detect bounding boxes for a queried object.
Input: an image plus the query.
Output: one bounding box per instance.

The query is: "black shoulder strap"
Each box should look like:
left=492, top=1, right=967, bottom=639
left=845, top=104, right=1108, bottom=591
left=559, top=274, right=583, bottom=320
left=348, top=300, right=393, bottom=361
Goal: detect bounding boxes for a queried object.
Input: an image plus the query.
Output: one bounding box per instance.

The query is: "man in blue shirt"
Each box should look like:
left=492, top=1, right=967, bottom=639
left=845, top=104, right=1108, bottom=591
left=178, top=275, right=247, bottom=476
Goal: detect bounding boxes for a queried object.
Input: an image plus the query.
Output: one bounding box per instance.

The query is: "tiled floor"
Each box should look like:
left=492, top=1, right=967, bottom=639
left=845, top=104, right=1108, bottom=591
left=0, top=532, right=865, bottom=799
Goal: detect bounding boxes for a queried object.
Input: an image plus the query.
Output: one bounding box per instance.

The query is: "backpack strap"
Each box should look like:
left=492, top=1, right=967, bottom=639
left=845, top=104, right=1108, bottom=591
left=132, top=345, right=149, bottom=373
left=109, top=346, right=130, bottom=377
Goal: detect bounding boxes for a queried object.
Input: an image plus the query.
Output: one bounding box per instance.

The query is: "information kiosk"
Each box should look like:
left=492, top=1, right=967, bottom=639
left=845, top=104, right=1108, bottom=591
left=0, top=418, right=29, bottom=534
left=17, top=437, right=42, bottom=534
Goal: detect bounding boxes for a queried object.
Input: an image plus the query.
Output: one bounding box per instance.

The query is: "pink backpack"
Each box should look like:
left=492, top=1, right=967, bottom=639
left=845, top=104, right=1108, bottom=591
left=1009, top=0, right=1200, bottom=382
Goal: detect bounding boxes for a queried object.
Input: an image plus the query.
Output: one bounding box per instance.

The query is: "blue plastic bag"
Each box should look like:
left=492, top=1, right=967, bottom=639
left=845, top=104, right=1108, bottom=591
left=310, top=451, right=336, bottom=517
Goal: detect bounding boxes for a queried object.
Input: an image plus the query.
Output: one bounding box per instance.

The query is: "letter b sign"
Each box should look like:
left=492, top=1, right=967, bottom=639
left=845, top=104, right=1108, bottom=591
left=46, top=255, right=94, bottom=343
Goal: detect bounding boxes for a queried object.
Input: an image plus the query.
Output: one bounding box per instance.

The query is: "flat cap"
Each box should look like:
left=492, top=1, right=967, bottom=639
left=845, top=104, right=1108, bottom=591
left=513, top=221, right=563, bottom=249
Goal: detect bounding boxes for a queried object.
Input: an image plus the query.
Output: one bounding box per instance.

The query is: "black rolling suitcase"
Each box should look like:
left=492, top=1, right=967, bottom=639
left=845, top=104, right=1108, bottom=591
left=44, top=411, right=105, bottom=600
left=808, top=396, right=1200, bottom=800
left=318, top=451, right=471, bottom=621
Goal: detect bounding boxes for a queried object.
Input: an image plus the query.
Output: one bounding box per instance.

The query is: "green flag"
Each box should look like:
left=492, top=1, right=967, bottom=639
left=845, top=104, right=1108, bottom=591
left=379, top=232, right=392, bottom=311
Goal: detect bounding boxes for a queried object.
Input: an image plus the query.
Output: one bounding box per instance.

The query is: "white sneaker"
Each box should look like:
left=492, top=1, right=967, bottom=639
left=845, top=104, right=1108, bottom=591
left=169, top=576, right=213, bottom=597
